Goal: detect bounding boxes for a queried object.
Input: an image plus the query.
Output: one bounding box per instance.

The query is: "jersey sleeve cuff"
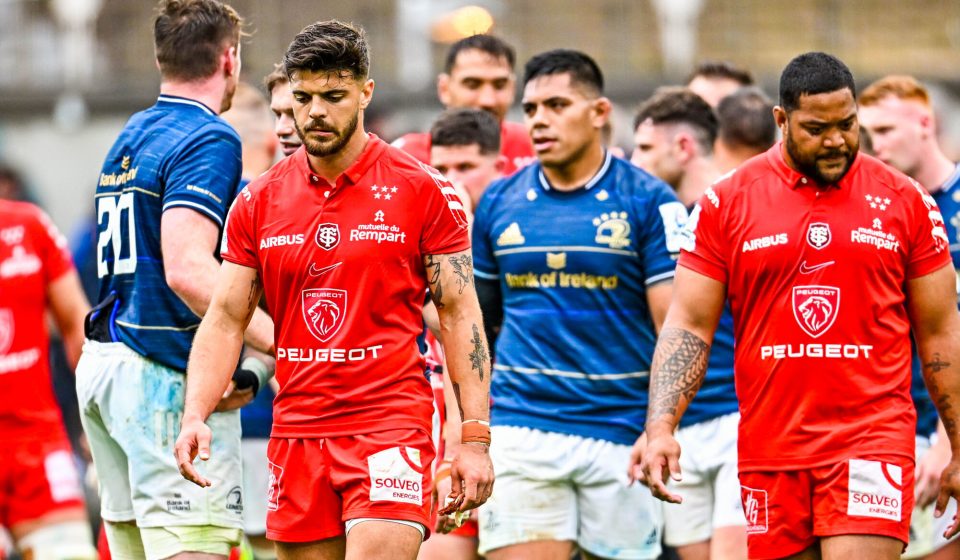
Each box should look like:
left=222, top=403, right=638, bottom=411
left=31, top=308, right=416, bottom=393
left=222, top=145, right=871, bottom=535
left=474, top=268, right=499, bottom=280
left=162, top=200, right=226, bottom=227
left=421, top=237, right=471, bottom=256
left=678, top=251, right=727, bottom=283
left=221, top=252, right=258, bottom=270
left=906, top=252, right=952, bottom=280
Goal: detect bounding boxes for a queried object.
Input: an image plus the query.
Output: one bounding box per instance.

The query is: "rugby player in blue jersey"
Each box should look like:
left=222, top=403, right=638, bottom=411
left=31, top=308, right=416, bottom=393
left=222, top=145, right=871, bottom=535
left=628, top=87, right=746, bottom=560
left=75, top=2, right=274, bottom=558
left=859, top=75, right=960, bottom=560
left=473, top=49, right=686, bottom=560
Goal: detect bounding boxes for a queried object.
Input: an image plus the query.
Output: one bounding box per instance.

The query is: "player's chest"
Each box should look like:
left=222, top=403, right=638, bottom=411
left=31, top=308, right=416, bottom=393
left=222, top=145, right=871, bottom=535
left=729, top=188, right=907, bottom=281
left=491, top=195, right=640, bottom=274
left=256, top=187, right=422, bottom=280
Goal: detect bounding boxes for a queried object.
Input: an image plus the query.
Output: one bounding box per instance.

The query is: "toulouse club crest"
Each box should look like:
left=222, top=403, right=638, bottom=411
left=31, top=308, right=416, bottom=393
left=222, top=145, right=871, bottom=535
left=0, top=308, right=12, bottom=354
left=315, top=223, right=340, bottom=251
left=792, top=285, right=840, bottom=338
left=301, top=289, right=347, bottom=342
left=806, top=222, right=831, bottom=250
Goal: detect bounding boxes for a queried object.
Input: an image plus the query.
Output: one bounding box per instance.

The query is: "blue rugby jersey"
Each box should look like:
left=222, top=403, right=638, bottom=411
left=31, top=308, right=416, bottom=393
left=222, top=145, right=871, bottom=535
left=473, top=152, right=685, bottom=445
left=94, top=95, right=241, bottom=372
left=913, top=163, right=960, bottom=437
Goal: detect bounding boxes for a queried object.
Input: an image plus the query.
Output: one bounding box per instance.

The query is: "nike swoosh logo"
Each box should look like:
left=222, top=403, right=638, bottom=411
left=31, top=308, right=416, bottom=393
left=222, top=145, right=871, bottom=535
left=308, top=262, right=342, bottom=277
left=799, top=260, right=835, bottom=274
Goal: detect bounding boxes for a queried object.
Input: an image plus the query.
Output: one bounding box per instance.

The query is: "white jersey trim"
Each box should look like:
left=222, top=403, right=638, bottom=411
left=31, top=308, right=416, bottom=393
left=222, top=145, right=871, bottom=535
left=114, top=320, right=199, bottom=332
left=474, top=269, right=499, bottom=280
left=162, top=200, right=225, bottom=227
left=493, top=245, right=638, bottom=258
left=537, top=150, right=612, bottom=192
left=494, top=363, right=649, bottom=380
left=645, top=270, right=676, bottom=285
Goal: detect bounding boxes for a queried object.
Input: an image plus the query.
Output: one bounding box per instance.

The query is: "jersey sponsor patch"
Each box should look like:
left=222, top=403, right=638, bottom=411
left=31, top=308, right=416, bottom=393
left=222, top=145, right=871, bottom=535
left=301, top=288, right=347, bottom=342
left=793, top=285, right=839, bottom=338
left=266, top=460, right=283, bottom=511
left=847, top=459, right=902, bottom=521
left=44, top=449, right=83, bottom=502
left=367, top=446, right=423, bottom=506
left=741, top=486, right=769, bottom=534
left=658, top=202, right=690, bottom=253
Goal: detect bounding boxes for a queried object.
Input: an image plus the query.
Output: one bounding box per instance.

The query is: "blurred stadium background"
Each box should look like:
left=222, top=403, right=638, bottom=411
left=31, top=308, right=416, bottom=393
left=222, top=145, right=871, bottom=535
left=2, top=0, right=960, bottom=233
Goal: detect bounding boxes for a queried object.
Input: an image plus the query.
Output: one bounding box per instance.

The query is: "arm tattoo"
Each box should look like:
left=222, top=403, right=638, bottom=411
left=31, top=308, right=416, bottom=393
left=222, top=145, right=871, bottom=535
left=468, top=324, right=489, bottom=381
left=451, top=381, right=465, bottom=419
left=449, top=254, right=473, bottom=294
left=424, top=254, right=444, bottom=309
left=247, top=275, right=261, bottom=307
left=937, top=394, right=959, bottom=436
left=647, top=327, right=709, bottom=425
left=925, top=353, right=951, bottom=374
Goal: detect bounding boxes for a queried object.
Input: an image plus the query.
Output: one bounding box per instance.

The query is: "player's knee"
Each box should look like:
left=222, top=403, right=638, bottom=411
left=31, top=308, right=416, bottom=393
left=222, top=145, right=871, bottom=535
left=139, top=525, right=241, bottom=560
left=18, top=520, right=98, bottom=560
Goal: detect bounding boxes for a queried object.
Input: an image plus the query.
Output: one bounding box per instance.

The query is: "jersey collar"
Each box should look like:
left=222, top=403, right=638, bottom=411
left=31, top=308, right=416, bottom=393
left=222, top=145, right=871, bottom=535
left=538, top=150, right=612, bottom=192
left=766, top=141, right=862, bottom=190
left=294, top=133, right=386, bottom=189
left=157, top=95, right=216, bottom=116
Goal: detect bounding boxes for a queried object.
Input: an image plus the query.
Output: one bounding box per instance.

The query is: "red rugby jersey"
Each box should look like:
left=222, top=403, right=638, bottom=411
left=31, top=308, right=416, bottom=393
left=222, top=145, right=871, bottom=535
left=0, top=200, right=74, bottom=441
left=680, top=144, right=950, bottom=471
left=222, top=135, right=470, bottom=438
left=392, top=120, right=535, bottom=176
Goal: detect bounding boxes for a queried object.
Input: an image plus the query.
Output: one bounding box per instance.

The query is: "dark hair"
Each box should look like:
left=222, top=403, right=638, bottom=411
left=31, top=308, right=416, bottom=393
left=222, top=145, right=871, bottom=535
left=686, top=61, right=754, bottom=87
left=444, top=34, right=516, bottom=74
left=523, top=49, right=603, bottom=94
left=263, top=62, right=288, bottom=94
left=779, top=52, right=855, bottom=112
left=154, top=0, right=242, bottom=82
left=716, top=86, right=776, bottom=152
left=430, top=108, right=502, bottom=155
left=284, top=20, right=370, bottom=81
left=634, top=87, right=718, bottom=154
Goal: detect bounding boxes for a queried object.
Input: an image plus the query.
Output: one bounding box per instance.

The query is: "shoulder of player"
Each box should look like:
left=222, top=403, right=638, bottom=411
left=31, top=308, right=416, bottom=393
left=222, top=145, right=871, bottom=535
left=376, top=143, right=446, bottom=191
left=390, top=131, right=430, bottom=156
left=604, top=157, right=675, bottom=200
left=856, top=153, right=925, bottom=204
left=239, top=157, right=295, bottom=202
left=0, top=199, right=41, bottom=226
left=477, top=163, right=539, bottom=210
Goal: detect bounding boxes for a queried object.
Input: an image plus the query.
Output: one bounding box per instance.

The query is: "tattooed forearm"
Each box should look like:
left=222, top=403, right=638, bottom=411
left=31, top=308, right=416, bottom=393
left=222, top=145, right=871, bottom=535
left=647, top=327, right=709, bottom=427
left=449, top=254, right=473, bottom=294
left=468, top=324, right=489, bottom=381
left=451, top=381, right=465, bottom=419
left=936, top=393, right=959, bottom=436
left=925, top=353, right=951, bottom=374
left=424, top=254, right=444, bottom=309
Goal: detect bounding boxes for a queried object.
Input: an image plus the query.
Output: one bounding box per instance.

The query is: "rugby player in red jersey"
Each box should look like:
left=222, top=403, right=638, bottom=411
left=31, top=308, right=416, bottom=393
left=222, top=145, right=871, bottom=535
left=0, top=199, right=96, bottom=559
left=175, top=20, right=494, bottom=560
left=392, top=34, right=534, bottom=175
left=636, top=52, right=960, bottom=560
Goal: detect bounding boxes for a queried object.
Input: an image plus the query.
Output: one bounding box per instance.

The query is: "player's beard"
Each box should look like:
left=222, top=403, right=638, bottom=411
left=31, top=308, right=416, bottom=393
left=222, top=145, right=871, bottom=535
left=297, top=111, right=359, bottom=157
left=785, top=132, right=858, bottom=185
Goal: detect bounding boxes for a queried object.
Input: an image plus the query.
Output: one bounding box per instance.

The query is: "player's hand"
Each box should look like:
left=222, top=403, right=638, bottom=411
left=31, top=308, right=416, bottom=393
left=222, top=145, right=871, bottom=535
left=441, top=442, right=494, bottom=513
left=627, top=432, right=648, bottom=485
left=916, top=437, right=951, bottom=508
left=214, top=380, right=255, bottom=412
left=174, top=414, right=213, bottom=488
left=935, top=457, right=960, bottom=539
left=433, top=462, right=464, bottom=534
left=640, top=431, right=683, bottom=504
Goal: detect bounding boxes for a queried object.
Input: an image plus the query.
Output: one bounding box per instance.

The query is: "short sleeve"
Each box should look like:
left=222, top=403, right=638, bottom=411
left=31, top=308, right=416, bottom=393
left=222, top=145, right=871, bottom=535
left=677, top=185, right=729, bottom=283
left=631, top=179, right=684, bottom=286
left=471, top=185, right=500, bottom=280
left=162, top=124, right=242, bottom=228
left=904, top=178, right=952, bottom=279
left=30, top=206, right=74, bottom=285
left=220, top=185, right=259, bottom=269
left=416, top=163, right=471, bottom=255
